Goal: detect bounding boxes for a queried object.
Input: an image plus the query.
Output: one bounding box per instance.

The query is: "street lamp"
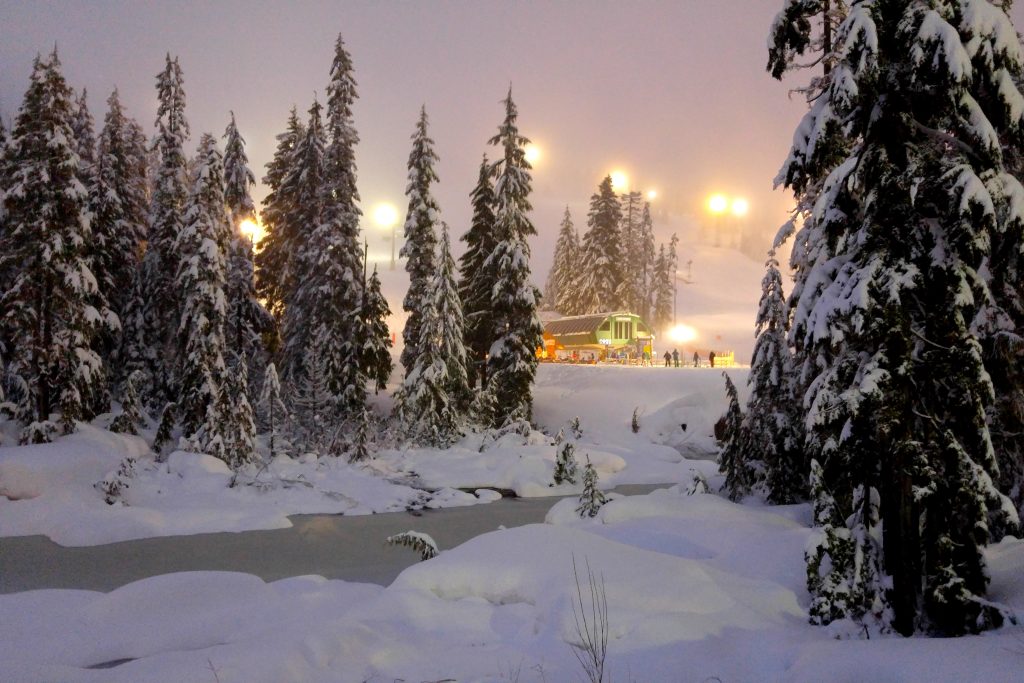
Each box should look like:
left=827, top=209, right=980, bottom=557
left=610, top=170, right=629, bottom=192
left=646, top=189, right=657, bottom=201
left=524, top=143, right=541, bottom=166
left=730, top=197, right=749, bottom=217
left=372, top=202, right=401, bottom=270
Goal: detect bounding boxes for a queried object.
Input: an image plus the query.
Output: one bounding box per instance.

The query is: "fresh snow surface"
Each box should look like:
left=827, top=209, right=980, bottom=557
left=4, top=366, right=1024, bottom=681
left=0, top=365, right=745, bottom=546
left=3, top=488, right=1024, bottom=681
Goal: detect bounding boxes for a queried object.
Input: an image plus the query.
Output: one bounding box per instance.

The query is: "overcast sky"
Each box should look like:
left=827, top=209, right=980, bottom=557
left=3, top=0, right=1024, bottom=280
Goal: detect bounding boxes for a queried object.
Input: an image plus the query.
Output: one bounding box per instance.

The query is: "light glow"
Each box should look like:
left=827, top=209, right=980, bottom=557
left=239, top=218, right=264, bottom=244
left=524, top=143, right=541, bottom=165
left=646, top=189, right=657, bottom=201
left=372, top=202, right=400, bottom=228
left=669, top=324, right=698, bottom=344
left=707, top=193, right=728, bottom=214
left=610, top=170, right=629, bottom=192
left=731, top=197, right=749, bottom=217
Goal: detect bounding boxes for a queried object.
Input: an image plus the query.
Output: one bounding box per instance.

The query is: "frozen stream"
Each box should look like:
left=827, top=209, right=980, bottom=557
left=0, top=484, right=667, bottom=594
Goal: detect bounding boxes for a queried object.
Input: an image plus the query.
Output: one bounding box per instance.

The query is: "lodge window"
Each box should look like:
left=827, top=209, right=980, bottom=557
left=614, top=320, right=631, bottom=339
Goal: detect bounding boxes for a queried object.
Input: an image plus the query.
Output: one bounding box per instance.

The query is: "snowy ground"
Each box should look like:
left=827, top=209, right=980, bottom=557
left=5, top=365, right=1024, bottom=682
left=0, top=364, right=743, bottom=547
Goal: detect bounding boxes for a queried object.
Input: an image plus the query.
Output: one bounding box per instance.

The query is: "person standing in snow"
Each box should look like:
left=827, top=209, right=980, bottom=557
left=672, top=349, right=679, bottom=367
left=693, top=351, right=700, bottom=368
left=663, top=350, right=671, bottom=367
left=709, top=350, right=716, bottom=368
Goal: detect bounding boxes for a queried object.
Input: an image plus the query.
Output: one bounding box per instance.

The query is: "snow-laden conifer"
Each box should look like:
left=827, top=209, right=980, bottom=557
left=361, top=265, right=393, bottom=394
left=0, top=51, right=103, bottom=440
left=779, top=0, right=1022, bottom=635
left=174, top=133, right=229, bottom=452
left=747, top=252, right=803, bottom=503
left=553, top=428, right=579, bottom=485
left=718, top=372, right=756, bottom=501
left=256, top=108, right=304, bottom=320
left=308, top=34, right=367, bottom=419
left=110, top=369, right=147, bottom=435
left=617, top=190, right=644, bottom=312
left=650, top=245, right=674, bottom=335
left=485, top=90, right=544, bottom=425
left=258, top=362, right=288, bottom=460
left=90, top=90, right=148, bottom=380
left=574, top=177, right=623, bottom=314
left=278, top=100, right=325, bottom=383
left=221, top=353, right=257, bottom=470
left=576, top=457, right=606, bottom=518
left=399, top=106, right=441, bottom=378
left=458, top=155, right=497, bottom=387
left=140, top=54, right=189, bottom=404
left=549, top=207, right=581, bottom=315
left=396, top=224, right=469, bottom=446
left=222, top=112, right=271, bottom=379
left=71, top=88, right=96, bottom=187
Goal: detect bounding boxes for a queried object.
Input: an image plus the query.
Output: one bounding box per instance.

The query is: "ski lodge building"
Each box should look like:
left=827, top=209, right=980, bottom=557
left=538, top=311, right=654, bottom=362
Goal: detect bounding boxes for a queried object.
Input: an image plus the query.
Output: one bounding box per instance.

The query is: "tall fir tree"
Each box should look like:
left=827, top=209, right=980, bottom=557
left=548, top=206, right=581, bottom=315
left=90, top=89, right=148, bottom=377
left=278, top=99, right=326, bottom=382
left=397, top=224, right=470, bottom=445
left=399, top=106, right=441, bottom=378
left=256, top=107, right=304, bottom=320
left=637, top=203, right=657, bottom=320
left=485, top=89, right=544, bottom=425
left=0, top=52, right=104, bottom=440
left=718, top=372, right=756, bottom=500
left=650, top=244, right=674, bottom=335
left=140, top=54, right=190, bottom=404
left=258, top=362, right=288, bottom=460
left=617, top=190, right=643, bottom=312
left=71, top=88, right=96, bottom=187
left=780, top=0, right=1022, bottom=635
left=746, top=252, right=803, bottom=503
left=361, top=265, right=393, bottom=394
left=458, top=155, right=497, bottom=387
left=174, top=133, right=229, bottom=451
left=303, top=34, right=366, bottom=419
left=221, top=112, right=270, bottom=377
left=575, top=176, right=624, bottom=314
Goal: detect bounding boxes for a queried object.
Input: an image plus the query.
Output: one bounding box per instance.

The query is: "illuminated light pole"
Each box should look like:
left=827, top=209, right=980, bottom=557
left=372, top=202, right=401, bottom=270
left=730, top=197, right=749, bottom=250
left=707, top=193, right=728, bottom=246
left=646, top=189, right=657, bottom=201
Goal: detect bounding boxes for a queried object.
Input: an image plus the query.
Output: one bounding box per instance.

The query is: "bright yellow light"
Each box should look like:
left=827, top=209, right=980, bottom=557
left=239, top=218, right=265, bottom=244
left=524, top=143, right=541, bottom=165
left=669, top=324, right=698, bottom=344
left=708, top=194, right=728, bottom=214
left=610, top=171, right=629, bottom=192
left=731, top=197, right=749, bottom=217
left=372, top=202, right=400, bottom=228
left=647, top=189, right=658, bottom=201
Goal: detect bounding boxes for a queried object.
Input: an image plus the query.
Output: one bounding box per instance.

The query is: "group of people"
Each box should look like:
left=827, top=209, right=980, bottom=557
left=663, top=349, right=716, bottom=368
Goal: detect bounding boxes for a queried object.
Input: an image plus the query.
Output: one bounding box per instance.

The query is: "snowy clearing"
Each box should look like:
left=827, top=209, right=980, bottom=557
left=0, top=365, right=745, bottom=546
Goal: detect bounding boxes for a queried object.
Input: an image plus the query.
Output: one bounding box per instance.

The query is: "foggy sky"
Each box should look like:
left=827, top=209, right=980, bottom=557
left=3, top=0, right=1024, bottom=289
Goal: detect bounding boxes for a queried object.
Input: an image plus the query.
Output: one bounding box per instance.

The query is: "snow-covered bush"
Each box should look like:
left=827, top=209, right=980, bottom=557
left=386, top=530, right=439, bottom=561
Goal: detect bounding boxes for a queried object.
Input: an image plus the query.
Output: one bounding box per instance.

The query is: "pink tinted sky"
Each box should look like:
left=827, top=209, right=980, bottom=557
left=3, top=0, right=1023, bottom=279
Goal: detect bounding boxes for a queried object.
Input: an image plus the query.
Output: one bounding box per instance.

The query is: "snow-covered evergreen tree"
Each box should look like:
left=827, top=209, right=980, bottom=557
left=553, top=428, right=579, bottom=485
left=485, top=90, right=544, bottom=425
left=71, top=88, right=96, bottom=187
left=0, top=51, right=103, bottom=440
left=548, top=206, right=581, bottom=315
left=222, top=112, right=271, bottom=378
left=650, top=244, right=674, bottom=335
left=110, top=369, right=147, bottom=435
left=278, top=99, right=325, bottom=383
left=617, top=190, right=644, bottom=312
left=258, top=362, right=288, bottom=460
left=308, top=33, right=366, bottom=419
left=174, top=133, right=229, bottom=452
left=747, top=252, right=803, bottom=503
left=256, top=107, right=304, bottom=320
left=221, top=353, right=257, bottom=470
left=575, top=176, right=623, bottom=314
left=458, top=155, right=497, bottom=387
left=361, top=265, right=393, bottom=394
left=637, top=203, right=657, bottom=321
left=396, top=224, right=469, bottom=446
left=140, top=54, right=190, bottom=404
left=718, top=372, right=755, bottom=501
left=576, top=456, right=606, bottom=518
left=780, top=0, right=1022, bottom=635
left=400, top=106, right=441, bottom=378
left=90, top=89, right=148, bottom=381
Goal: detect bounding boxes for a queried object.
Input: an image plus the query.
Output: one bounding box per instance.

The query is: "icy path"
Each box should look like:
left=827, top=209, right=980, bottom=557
left=0, top=484, right=665, bottom=593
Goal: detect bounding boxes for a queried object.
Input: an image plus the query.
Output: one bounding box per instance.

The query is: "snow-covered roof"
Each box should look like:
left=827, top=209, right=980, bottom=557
left=543, top=311, right=642, bottom=336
